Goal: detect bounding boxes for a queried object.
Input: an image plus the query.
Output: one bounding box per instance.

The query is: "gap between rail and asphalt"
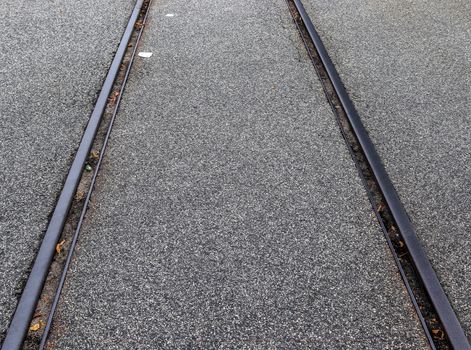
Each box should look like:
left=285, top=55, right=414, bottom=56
left=286, top=0, right=470, bottom=349
left=1, top=1, right=145, bottom=349
left=38, top=0, right=153, bottom=347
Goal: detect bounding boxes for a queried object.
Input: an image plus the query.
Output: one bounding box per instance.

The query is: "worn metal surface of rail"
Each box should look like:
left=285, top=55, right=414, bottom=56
left=286, top=0, right=470, bottom=349
left=1, top=1, right=145, bottom=349
left=37, top=1, right=152, bottom=348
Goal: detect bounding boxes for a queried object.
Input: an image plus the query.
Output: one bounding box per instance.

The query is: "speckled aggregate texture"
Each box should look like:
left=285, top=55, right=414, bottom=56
left=47, top=0, right=428, bottom=349
left=0, top=0, right=133, bottom=340
left=302, top=0, right=471, bottom=341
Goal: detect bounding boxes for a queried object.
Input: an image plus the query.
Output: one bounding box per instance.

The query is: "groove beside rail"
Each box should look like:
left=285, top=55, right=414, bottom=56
left=1, top=1, right=145, bottom=349
left=287, top=0, right=470, bottom=349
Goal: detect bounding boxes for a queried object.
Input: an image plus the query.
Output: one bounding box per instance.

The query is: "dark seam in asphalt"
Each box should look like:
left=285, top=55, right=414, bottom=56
left=0, top=1, right=146, bottom=349
left=38, top=1, right=153, bottom=348
left=285, top=0, right=470, bottom=349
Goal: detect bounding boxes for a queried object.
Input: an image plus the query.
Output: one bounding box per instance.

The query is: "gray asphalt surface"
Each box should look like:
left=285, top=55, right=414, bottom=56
left=0, top=0, right=133, bottom=340
left=302, top=0, right=471, bottom=340
left=46, top=0, right=427, bottom=349
left=47, top=0, right=428, bottom=349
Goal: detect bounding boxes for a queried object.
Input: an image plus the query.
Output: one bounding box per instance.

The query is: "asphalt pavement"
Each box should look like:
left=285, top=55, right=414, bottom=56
left=302, top=0, right=471, bottom=340
left=45, top=0, right=428, bottom=348
left=0, top=0, right=133, bottom=340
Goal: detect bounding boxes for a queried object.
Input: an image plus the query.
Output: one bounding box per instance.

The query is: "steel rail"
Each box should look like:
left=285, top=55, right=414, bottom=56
left=290, top=0, right=470, bottom=348
left=1, top=1, right=144, bottom=349
left=285, top=4, right=434, bottom=347
left=38, top=1, right=152, bottom=347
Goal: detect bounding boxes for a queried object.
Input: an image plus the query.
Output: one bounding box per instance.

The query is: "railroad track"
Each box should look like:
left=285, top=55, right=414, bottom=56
left=1, top=0, right=469, bottom=349
left=286, top=0, right=470, bottom=349
left=1, top=1, right=152, bottom=349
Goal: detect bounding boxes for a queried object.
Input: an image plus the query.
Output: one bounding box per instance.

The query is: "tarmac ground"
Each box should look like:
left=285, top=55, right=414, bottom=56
left=2, top=0, right=470, bottom=348
left=0, top=0, right=132, bottom=340
left=43, top=0, right=428, bottom=349
left=302, top=0, right=471, bottom=339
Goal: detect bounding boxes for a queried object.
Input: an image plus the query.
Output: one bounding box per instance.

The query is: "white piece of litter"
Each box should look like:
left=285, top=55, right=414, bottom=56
left=138, top=52, right=153, bottom=58
left=165, top=13, right=175, bottom=17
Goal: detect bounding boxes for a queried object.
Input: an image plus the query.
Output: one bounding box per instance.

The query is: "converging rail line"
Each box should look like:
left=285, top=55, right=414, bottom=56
left=2, top=0, right=470, bottom=349
left=1, top=1, right=152, bottom=349
left=37, top=2, right=153, bottom=349
left=285, top=0, right=470, bottom=349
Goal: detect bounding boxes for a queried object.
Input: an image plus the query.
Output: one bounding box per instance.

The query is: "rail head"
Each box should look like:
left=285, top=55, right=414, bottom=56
left=1, top=1, right=145, bottom=349
left=290, top=0, right=470, bottom=348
